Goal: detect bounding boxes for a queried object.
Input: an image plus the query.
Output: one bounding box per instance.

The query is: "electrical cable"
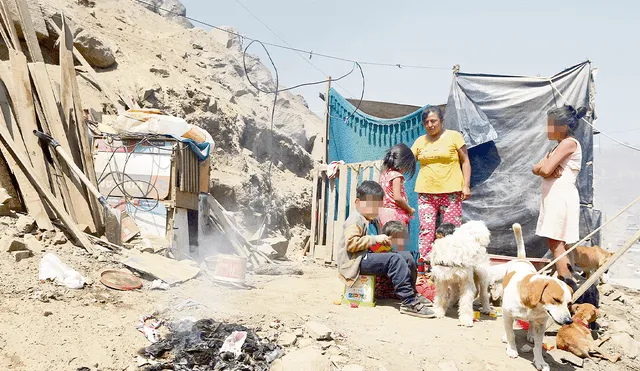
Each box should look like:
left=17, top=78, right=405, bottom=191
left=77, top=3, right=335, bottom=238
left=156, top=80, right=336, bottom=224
left=131, top=0, right=451, bottom=71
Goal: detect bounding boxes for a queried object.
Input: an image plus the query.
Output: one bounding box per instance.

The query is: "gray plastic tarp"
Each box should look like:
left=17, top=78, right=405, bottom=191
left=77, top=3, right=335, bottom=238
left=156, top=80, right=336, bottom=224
left=445, top=61, right=600, bottom=257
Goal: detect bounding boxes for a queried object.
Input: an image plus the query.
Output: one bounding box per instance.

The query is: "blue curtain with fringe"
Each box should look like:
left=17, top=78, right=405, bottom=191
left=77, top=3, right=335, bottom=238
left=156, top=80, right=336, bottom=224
left=327, top=88, right=430, bottom=255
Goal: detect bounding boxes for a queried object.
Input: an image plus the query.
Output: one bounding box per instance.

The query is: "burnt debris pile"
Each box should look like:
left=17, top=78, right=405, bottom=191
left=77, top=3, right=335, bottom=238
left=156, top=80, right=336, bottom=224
left=140, top=319, right=282, bottom=371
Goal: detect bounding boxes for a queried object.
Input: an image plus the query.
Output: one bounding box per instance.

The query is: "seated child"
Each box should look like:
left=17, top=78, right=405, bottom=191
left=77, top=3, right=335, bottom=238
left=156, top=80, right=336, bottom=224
left=370, top=220, right=406, bottom=253
left=336, top=180, right=434, bottom=318
left=375, top=220, right=411, bottom=299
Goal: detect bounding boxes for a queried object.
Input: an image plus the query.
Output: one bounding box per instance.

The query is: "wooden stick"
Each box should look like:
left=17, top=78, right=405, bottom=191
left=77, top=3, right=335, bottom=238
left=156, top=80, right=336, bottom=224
left=322, top=77, right=331, bottom=164
left=0, top=116, right=95, bottom=254
left=60, top=14, right=104, bottom=234
left=538, top=195, right=640, bottom=274
left=572, top=227, right=640, bottom=302
left=309, top=164, right=319, bottom=257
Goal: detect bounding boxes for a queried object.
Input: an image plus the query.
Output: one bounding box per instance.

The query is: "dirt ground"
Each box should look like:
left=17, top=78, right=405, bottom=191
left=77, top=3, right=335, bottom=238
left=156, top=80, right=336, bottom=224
left=1, top=232, right=639, bottom=371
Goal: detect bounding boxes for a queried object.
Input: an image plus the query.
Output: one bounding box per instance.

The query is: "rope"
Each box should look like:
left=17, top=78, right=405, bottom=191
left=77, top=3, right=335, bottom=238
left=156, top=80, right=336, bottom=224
left=537, top=194, right=640, bottom=274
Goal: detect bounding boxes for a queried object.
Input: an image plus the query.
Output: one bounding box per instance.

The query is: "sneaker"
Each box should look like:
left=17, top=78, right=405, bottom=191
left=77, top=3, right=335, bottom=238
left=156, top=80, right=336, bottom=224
left=416, top=295, right=433, bottom=307
left=400, top=299, right=436, bottom=318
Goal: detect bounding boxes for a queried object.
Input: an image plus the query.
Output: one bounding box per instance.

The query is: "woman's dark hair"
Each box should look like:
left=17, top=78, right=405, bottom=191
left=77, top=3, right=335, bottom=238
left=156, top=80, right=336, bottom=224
left=548, top=105, right=587, bottom=136
left=382, top=143, right=416, bottom=178
left=356, top=180, right=384, bottom=200
left=382, top=220, right=406, bottom=237
left=421, top=106, right=444, bottom=122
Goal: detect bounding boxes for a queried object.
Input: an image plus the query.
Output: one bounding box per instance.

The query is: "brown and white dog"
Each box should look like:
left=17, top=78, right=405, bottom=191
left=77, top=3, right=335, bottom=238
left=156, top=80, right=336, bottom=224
left=501, top=224, right=574, bottom=371
left=571, top=245, right=613, bottom=283
left=556, top=303, right=620, bottom=362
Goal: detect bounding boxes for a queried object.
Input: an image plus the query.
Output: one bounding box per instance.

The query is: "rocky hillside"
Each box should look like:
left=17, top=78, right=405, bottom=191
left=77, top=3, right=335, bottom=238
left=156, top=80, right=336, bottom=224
left=0, top=0, right=323, bottom=245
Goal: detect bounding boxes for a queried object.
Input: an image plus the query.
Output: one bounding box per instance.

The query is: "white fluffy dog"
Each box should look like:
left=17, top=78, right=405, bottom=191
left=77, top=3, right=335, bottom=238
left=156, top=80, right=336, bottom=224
left=431, top=220, right=492, bottom=327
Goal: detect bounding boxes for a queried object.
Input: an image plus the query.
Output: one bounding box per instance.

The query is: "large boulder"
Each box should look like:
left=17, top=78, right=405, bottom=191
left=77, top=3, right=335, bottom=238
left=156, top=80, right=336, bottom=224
left=141, top=0, right=194, bottom=29
left=73, top=28, right=116, bottom=68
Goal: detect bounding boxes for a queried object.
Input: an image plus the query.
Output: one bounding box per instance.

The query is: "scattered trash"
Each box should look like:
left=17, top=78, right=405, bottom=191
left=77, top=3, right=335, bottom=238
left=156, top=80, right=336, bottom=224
left=175, top=299, right=204, bottom=311
left=264, top=347, right=285, bottom=362
left=220, top=331, right=247, bottom=357
left=350, top=302, right=359, bottom=308
left=38, top=253, right=86, bottom=289
left=170, top=317, right=196, bottom=333
left=150, top=279, right=170, bottom=290
left=136, top=314, right=163, bottom=343
left=140, top=318, right=281, bottom=369
left=515, top=319, right=530, bottom=331
left=100, top=270, right=143, bottom=291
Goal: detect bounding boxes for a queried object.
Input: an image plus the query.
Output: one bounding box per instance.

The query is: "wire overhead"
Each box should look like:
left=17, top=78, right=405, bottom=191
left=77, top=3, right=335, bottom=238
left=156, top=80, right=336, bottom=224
left=132, top=0, right=451, bottom=71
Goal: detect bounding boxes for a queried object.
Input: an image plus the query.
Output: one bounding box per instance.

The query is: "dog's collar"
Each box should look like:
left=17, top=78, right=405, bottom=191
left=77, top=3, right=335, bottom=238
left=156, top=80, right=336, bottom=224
left=573, top=317, right=590, bottom=329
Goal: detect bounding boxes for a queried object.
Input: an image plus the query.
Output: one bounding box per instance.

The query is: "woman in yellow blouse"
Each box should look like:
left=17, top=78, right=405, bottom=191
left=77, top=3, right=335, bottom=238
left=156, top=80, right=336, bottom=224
left=411, top=106, right=471, bottom=259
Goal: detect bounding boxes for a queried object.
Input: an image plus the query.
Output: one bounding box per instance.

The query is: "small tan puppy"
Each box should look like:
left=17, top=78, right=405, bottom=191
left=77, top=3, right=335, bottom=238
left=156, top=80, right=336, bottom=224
left=556, top=303, right=620, bottom=362
left=572, top=245, right=613, bottom=283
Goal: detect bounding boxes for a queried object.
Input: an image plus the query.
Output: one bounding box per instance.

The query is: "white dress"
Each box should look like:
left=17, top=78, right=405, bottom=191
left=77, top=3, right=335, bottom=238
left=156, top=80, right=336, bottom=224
left=535, top=137, right=582, bottom=243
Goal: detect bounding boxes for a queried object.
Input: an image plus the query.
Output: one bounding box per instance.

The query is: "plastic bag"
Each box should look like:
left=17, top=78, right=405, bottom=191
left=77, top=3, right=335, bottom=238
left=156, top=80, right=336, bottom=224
left=38, top=253, right=86, bottom=289
left=219, top=331, right=247, bottom=356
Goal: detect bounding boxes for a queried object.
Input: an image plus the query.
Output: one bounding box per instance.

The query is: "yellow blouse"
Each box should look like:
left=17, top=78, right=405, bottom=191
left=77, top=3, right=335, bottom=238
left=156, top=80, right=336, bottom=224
left=411, top=130, right=465, bottom=194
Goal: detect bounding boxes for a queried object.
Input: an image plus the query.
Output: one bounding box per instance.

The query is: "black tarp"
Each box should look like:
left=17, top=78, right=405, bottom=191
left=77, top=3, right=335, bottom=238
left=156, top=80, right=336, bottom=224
left=445, top=61, right=601, bottom=257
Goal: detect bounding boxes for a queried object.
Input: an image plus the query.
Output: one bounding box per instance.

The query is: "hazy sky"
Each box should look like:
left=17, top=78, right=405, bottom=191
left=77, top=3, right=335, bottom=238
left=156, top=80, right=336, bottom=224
left=181, top=0, right=640, bottom=149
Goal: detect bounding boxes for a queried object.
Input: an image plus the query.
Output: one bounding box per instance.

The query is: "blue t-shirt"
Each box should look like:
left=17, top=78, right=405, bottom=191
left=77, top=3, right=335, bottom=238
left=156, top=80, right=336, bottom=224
left=367, top=220, right=379, bottom=236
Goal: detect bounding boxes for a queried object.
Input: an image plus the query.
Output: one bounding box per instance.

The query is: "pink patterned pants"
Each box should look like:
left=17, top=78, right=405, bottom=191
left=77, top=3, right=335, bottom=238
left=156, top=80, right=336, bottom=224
left=418, top=192, right=463, bottom=259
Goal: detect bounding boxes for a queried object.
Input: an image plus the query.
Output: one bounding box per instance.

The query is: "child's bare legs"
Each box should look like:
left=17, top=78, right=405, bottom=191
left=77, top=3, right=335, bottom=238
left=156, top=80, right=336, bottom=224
left=548, top=238, right=572, bottom=279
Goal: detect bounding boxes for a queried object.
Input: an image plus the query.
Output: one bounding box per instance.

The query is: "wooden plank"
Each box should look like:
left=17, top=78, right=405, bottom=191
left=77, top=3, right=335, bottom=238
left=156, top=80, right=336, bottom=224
left=324, top=177, right=337, bottom=263
left=121, top=252, right=200, bottom=285
left=28, top=62, right=95, bottom=231
left=0, top=74, right=53, bottom=230
left=60, top=14, right=103, bottom=234
left=7, top=51, right=51, bottom=193
left=0, top=114, right=95, bottom=253
left=12, top=0, right=44, bottom=63
left=316, top=172, right=326, bottom=250
left=0, top=0, right=20, bottom=49
left=174, top=190, right=198, bottom=210
left=198, top=156, right=210, bottom=193
left=572, top=228, right=640, bottom=302
left=48, top=22, right=125, bottom=112
left=349, top=164, right=360, bottom=211
left=334, top=164, right=348, bottom=261
left=309, top=165, right=319, bottom=258
left=31, top=91, right=63, bottom=199
left=372, top=161, right=381, bottom=182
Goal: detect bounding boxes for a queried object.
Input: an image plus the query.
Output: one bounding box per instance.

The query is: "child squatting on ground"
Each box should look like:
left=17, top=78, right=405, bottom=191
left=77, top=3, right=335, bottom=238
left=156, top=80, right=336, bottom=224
left=336, top=180, right=436, bottom=318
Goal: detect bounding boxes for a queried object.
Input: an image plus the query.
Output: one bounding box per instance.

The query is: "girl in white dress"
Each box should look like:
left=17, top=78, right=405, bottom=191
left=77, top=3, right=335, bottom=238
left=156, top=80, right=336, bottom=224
left=532, top=105, right=587, bottom=281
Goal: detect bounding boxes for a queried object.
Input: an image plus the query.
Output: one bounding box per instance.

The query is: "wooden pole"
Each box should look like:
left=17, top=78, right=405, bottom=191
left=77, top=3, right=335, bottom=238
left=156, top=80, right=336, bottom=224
left=572, top=228, right=640, bottom=302
left=322, top=77, right=331, bottom=164
left=538, top=195, right=640, bottom=274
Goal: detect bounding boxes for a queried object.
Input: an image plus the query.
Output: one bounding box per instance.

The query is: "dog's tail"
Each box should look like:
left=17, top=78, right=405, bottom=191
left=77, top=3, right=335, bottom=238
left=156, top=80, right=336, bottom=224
left=512, top=223, right=526, bottom=259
